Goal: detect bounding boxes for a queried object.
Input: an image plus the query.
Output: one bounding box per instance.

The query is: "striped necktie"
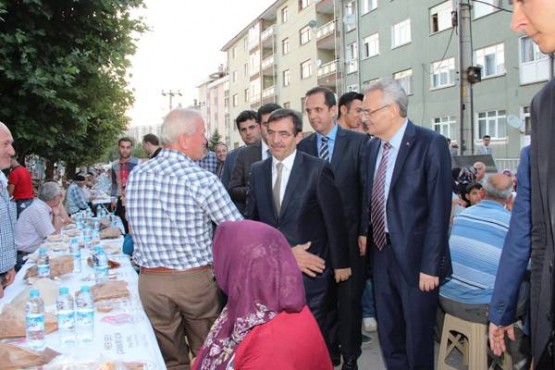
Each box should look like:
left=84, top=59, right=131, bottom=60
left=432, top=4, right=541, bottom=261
left=319, top=136, right=329, bottom=161
left=371, top=142, right=391, bottom=250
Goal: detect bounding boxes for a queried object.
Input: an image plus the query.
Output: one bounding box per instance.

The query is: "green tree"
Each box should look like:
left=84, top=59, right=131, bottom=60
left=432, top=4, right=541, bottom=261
left=0, top=0, right=146, bottom=174
left=208, top=129, right=222, bottom=151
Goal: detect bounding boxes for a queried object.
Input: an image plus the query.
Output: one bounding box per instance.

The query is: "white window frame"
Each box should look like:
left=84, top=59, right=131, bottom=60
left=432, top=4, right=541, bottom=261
left=346, top=42, right=358, bottom=74
left=231, top=70, right=238, bottom=83
left=299, top=0, right=310, bottom=11
left=391, top=19, right=411, bottom=49
left=300, top=26, right=311, bottom=45
left=431, top=57, right=455, bottom=89
left=283, top=69, right=291, bottom=87
left=300, top=59, right=312, bottom=80
left=244, top=88, right=249, bottom=103
left=363, top=33, right=379, bottom=58
left=232, top=94, right=239, bottom=107
left=433, top=115, right=455, bottom=138
left=244, top=63, right=249, bottom=77
left=521, top=106, right=531, bottom=135
left=282, top=38, right=290, bottom=55
left=345, top=1, right=356, bottom=32
left=476, top=110, right=507, bottom=140
left=281, top=6, right=288, bottom=23
left=394, top=69, right=413, bottom=95
left=430, top=1, right=453, bottom=34
left=360, top=0, right=377, bottom=14
left=473, top=0, right=500, bottom=19
left=519, top=36, right=550, bottom=84
left=475, top=43, right=505, bottom=78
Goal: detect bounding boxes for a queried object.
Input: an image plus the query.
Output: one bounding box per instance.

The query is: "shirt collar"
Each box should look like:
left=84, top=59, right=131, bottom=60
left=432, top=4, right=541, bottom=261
left=317, top=123, right=338, bottom=142
left=273, top=150, right=297, bottom=170
left=386, top=119, right=408, bottom=150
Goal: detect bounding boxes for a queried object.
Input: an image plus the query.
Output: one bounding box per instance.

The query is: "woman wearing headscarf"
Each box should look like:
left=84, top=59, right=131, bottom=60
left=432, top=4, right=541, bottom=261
left=194, top=220, right=332, bottom=370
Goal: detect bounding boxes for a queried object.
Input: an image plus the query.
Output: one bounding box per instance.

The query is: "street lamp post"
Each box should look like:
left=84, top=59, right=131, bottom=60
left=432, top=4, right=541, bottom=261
left=161, top=89, right=182, bottom=110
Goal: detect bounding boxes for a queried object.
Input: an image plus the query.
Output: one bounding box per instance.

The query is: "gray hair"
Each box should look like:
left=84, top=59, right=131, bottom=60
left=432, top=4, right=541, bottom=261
left=483, top=174, right=513, bottom=202
left=160, top=109, right=203, bottom=146
left=363, top=78, right=409, bottom=118
left=38, top=181, right=61, bottom=202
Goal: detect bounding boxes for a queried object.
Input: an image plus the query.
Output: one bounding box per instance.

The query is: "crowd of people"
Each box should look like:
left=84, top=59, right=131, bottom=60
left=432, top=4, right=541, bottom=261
left=1, top=2, right=555, bottom=369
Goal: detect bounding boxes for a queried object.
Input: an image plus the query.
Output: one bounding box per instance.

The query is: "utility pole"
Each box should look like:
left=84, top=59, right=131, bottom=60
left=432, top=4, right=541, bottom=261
left=161, top=89, right=182, bottom=110
left=457, top=0, right=474, bottom=155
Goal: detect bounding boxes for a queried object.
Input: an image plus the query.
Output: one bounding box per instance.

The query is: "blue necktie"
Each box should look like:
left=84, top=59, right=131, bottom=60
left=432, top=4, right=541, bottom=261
left=319, top=136, right=329, bottom=161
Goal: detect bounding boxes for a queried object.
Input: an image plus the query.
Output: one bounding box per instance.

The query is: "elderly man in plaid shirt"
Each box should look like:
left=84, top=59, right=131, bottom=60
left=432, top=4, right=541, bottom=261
left=126, top=108, right=242, bottom=370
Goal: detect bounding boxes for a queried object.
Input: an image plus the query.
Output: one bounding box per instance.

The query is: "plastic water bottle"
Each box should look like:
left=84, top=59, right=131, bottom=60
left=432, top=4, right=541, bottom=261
left=56, top=287, right=75, bottom=345
left=75, top=286, right=95, bottom=343
left=69, top=237, right=81, bottom=273
left=94, top=248, right=109, bottom=284
left=37, top=247, right=50, bottom=279
left=83, top=226, right=92, bottom=250
left=26, top=289, right=45, bottom=350
left=91, top=229, right=101, bottom=246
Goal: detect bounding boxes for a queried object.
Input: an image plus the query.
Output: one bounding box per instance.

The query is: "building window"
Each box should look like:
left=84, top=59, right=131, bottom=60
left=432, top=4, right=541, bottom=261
left=391, top=19, right=411, bottom=48
left=231, top=70, right=238, bottom=83
left=347, top=84, right=359, bottom=92
left=346, top=42, right=358, bottom=74
left=431, top=57, right=455, bottom=89
left=300, top=59, right=312, bottom=79
left=244, top=89, right=250, bottom=103
left=283, top=69, right=291, bottom=87
left=363, top=33, right=379, bottom=58
left=345, top=1, right=356, bottom=32
left=430, top=1, right=453, bottom=34
left=282, top=38, right=290, bottom=55
left=519, top=36, right=550, bottom=84
left=474, top=0, right=500, bottom=19
left=433, top=115, right=455, bottom=138
left=360, top=0, right=377, bottom=14
left=244, top=63, right=249, bottom=77
left=394, top=69, right=413, bottom=95
left=476, top=110, right=507, bottom=139
left=475, top=43, right=505, bottom=78
left=299, top=0, right=310, bottom=11
left=243, top=38, right=249, bottom=51
left=281, top=6, right=288, bottom=23
left=522, top=106, right=531, bottom=135
left=231, top=46, right=237, bottom=59
left=232, top=94, right=239, bottom=107
left=300, top=26, right=311, bottom=45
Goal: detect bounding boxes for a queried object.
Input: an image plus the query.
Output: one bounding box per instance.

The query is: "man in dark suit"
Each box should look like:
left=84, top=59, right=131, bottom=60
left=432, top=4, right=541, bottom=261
left=511, top=3, right=555, bottom=367
left=229, top=104, right=281, bottom=215
left=246, top=108, right=351, bottom=347
left=363, top=78, right=452, bottom=370
left=298, top=86, right=369, bottom=370
left=220, top=110, right=260, bottom=209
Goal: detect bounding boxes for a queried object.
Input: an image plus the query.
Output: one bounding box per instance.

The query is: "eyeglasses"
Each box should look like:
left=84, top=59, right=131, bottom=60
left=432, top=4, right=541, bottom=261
left=361, top=104, right=390, bottom=117
left=267, top=130, right=295, bottom=139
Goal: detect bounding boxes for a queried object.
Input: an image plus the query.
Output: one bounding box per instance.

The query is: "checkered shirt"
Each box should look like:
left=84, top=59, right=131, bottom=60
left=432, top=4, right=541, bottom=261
left=0, top=172, right=16, bottom=273
left=193, top=150, right=218, bottom=175
left=65, top=182, right=89, bottom=215
left=126, top=149, right=242, bottom=269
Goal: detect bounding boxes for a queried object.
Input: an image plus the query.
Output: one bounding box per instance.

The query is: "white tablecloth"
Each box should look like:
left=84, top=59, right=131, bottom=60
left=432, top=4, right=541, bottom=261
left=0, top=237, right=166, bottom=369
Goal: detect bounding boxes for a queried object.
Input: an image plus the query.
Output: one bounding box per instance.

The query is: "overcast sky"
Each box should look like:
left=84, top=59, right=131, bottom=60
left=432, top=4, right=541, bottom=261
left=127, top=0, right=275, bottom=127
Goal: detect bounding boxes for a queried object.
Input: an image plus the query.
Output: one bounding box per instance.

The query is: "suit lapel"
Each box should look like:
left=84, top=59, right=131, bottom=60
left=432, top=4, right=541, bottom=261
left=389, top=121, right=416, bottom=192
left=330, top=125, right=346, bottom=171
left=367, top=137, right=381, bottom=187
left=305, top=133, right=318, bottom=157
left=261, top=159, right=277, bottom=219
left=279, top=153, right=303, bottom=217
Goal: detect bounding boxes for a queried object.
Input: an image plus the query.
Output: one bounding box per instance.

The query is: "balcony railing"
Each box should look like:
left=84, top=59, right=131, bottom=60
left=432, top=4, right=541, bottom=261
left=262, top=86, right=276, bottom=99
left=261, top=25, right=275, bottom=42
left=316, top=19, right=335, bottom=40
left=317, top=59, right=337, bottom=78
left=261, top=55, right=275, bottom=70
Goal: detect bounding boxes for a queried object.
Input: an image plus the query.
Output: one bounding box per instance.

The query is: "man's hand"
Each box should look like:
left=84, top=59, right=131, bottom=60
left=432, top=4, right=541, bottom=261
left=489, top=323, right=515, bottom=356
left=0, top=268, right=16, bottom=298
left=334, top=268, right=352, bottom=283
left=419, top=272, right=439, bottom=292
left=291, top=242, right=325, bottom=277
left=358, top=235, right=367, bottom=256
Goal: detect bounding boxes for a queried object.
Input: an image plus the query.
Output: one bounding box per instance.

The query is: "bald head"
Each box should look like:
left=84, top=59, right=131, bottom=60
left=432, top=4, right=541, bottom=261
left=0, top=121, right=15, bottom=170
left=483, top=173, right=513, bottom=203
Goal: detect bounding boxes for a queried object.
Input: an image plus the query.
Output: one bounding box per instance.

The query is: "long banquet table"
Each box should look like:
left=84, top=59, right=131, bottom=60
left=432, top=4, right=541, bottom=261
left=0, top=234, right=166, bottom=369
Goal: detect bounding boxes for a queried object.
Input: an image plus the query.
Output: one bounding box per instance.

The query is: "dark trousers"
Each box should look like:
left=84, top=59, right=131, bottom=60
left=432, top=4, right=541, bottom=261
left=304, top=269, right=332, bottom=350
left=373, top=244, right=439, bottom=370
left=15, top=251, right=30, bottom=272
left=327, top=252, right=366, bottom=361
left=115, top=197, right=129, bottom=234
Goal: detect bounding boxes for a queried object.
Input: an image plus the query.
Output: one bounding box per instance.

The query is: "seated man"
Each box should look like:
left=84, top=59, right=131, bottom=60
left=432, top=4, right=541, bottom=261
left=65, top=174, right=90, bottom=215
left=14, top=181, right=65, bottom=270
left=440, top=173, right=525, bottom=323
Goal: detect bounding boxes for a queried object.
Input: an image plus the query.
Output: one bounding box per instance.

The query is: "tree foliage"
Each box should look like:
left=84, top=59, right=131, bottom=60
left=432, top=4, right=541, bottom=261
left=208, top=129, right=222, bottom=151
left=0, top=0, right=146, bottom=169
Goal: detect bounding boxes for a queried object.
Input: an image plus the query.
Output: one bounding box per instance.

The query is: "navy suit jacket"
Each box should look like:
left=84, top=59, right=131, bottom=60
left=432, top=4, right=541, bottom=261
left=298, top=125, right=370, bottom=239
left=246, top=151, right=349, bottom=270
left=221, top=148, right=240, bottom=191
left=229, top=141, right=262, bottom=206
left=489, top=145, right=531, bottom=326
left=366, top=121, right=452, bottom=286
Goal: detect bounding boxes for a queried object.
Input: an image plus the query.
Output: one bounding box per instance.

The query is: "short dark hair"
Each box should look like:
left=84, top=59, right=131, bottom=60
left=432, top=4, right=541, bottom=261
left=337, top=92, right=364, bottom=119
left=257, top=103, right=282, bottom=123
left=268, top=108, right=303, bottom=135
left=305, top=86, right=337, bottom=108
left=483, top=135, right=491, bottom=140
left=142, top=133, right=159, bottom=146
left=118, top=137, right=133, bottom=146
left=235, top=110, right=258, bottom=130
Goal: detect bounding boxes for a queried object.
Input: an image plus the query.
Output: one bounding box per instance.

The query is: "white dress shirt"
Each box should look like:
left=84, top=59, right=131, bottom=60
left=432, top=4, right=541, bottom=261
left=272, top=150, right=297, bottom=205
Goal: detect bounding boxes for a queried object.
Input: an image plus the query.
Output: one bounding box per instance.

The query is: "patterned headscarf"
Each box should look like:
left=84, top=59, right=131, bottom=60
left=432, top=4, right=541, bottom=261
left=195, top=220, right=306, bottom=370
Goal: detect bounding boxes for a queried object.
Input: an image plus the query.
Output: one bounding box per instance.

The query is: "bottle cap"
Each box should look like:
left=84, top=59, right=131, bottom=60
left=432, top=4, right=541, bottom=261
left=59, top=287, right=69, bottom=295
left=81, top=286, right=90, bottom=292
left=38, top=247, right=46, bottom=255
left=29, top=289, right=40, bottom=298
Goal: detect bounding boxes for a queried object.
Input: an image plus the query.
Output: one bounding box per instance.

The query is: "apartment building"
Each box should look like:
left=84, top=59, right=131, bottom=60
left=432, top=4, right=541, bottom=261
left=195, top=68, right=230, bottom=146
left=213, top=0, right=553, bottom=164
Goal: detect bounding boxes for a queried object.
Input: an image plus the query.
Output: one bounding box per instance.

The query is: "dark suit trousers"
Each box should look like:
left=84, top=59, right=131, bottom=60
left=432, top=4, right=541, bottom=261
left=304, top=269, right=332, bottom=349
left=373, top=244, right=439, bottom=370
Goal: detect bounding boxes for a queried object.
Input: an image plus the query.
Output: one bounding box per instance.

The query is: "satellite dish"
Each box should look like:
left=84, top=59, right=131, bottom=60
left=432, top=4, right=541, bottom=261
left=308, top=19, right=318, bottom=28
left=506, top=115, right=521, bottom=129
left=343, top=14, right=356, bottom=26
